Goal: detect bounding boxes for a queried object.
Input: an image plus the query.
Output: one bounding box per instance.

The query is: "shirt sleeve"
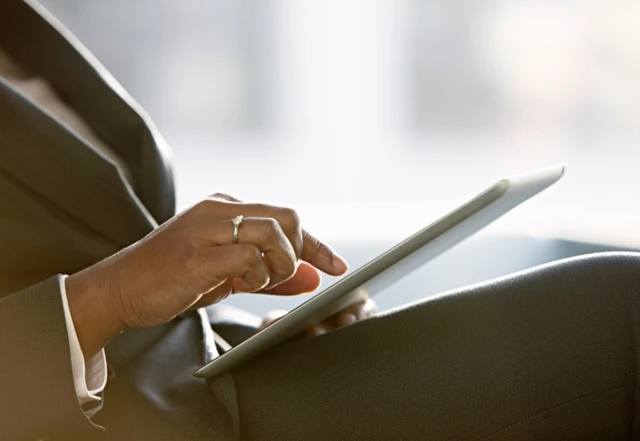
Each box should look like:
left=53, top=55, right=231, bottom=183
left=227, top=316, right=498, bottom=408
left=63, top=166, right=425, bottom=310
left=59, top=275, right=107, bottom=406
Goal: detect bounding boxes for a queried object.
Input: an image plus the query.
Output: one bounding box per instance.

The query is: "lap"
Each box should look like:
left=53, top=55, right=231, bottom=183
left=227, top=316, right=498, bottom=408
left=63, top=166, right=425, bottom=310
left=96, top=252, right=640, bottom=440
left=97, top=313, right=238, bottom=441
left=231, top=252, right=640, bottom=440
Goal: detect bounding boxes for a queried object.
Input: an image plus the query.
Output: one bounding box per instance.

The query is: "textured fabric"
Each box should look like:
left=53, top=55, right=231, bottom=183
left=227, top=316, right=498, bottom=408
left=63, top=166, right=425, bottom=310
left=95, top=314, right=240, bottom=441
left=89, top=252, right=640, bottom=441
left=231, top=252, right=640, bottom=440
left=0, top=276, right=103, bottom=439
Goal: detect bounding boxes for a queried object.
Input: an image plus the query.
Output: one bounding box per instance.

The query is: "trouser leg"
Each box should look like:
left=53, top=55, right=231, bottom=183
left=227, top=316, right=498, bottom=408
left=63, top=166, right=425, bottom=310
left=232, top=252, right=640, bottom=440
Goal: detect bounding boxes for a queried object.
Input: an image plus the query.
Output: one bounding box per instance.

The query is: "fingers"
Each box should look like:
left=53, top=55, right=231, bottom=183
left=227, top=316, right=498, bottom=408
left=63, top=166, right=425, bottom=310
left=201, top=196, right=349, bottom=276
left=190, top=279, right=234, bottom=309
left=306, top=298, right=378, bottom=337
left=199, top=217, right=298, bottom=288
left=301, top=229, right=348, bottom=276
left=199, top=244, right=271, bottom=292
left=346, top=298, right=378, bottom=320
left=259, top=262, right=322, bottom=295
left=234, top=217, right=298, bottom=287
left=335, top=311, right=358, bottom=327
left=306, top=324, right=332, bottom=338
left=203, top=198, right=304, bottom=256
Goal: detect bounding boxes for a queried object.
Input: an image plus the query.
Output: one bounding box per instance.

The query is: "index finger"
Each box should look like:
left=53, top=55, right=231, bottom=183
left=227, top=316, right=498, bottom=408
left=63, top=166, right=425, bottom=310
left=205, top=195, right=349, bottom=276
left=301, top=229, right=349, bottom=276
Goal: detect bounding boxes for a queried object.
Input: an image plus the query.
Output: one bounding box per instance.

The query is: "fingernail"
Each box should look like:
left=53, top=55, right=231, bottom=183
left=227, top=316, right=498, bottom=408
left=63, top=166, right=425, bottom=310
left=331, top=254, right=349, bottom=273
left=338, top=312, right=357, bottom=326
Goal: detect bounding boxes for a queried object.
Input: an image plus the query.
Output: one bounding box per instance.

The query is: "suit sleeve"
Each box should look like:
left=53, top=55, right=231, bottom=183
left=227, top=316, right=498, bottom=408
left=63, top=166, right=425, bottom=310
left=0, top=275, right=105, bottom=440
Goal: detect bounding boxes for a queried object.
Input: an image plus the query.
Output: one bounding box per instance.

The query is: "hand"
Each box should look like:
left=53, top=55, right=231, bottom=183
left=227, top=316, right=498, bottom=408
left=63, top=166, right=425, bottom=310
left=66, top=194, right=349, bottom=357
left=261, top=297, right=377, bottom=339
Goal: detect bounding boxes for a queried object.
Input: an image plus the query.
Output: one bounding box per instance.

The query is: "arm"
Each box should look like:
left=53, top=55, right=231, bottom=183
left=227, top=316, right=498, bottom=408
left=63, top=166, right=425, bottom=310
left=65, top=194, right=351, bottom=358
left=0, top=276, right=104, bottom=440
left=0, top=194, right=359, bottom=439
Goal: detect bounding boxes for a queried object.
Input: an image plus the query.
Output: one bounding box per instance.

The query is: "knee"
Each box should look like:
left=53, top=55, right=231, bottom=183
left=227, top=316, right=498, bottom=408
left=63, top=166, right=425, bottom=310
left=557, top=251, right=640, bottom=290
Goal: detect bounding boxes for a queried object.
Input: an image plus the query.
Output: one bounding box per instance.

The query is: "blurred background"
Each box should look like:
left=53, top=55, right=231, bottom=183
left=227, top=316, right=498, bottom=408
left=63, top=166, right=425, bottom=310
left=41, top=0, right=640, bottom=314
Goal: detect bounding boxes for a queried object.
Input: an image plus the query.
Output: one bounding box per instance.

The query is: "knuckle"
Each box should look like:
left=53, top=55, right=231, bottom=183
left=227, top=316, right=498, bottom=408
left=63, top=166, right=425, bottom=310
left=282, top=260, right=297, bottom=279
left=194, top=198, right=223, bottom=214
left=210, top=192, right=234, bottom=201
left=185, top=249, right=225, bottom=287
left=271, top=257, right=296, bottom=280
left=247, top=269, right=269, bottom=290
left=257, top=270, right=270, bottom=286
left=242, top=246, right=263, bottom=265
left=191, top=200, right=210, bottom=215
left=260, top=217, right=281, bottom=237
left=279, top=207, right=301, bottom=231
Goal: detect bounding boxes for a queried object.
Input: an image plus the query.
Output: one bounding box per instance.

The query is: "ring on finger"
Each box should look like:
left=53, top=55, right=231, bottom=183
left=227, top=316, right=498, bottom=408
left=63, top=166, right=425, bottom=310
left=231, top=215, right=244, bottom=244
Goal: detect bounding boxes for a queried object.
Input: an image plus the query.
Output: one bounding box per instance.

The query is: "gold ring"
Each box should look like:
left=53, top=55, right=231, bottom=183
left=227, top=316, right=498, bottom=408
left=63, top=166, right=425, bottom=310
left=231, top=215, right=243, bottom=244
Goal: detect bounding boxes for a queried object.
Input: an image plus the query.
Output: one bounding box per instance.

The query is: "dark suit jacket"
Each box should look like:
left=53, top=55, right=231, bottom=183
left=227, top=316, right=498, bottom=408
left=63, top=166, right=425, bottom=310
left=0, top=1, right=242, bottom=440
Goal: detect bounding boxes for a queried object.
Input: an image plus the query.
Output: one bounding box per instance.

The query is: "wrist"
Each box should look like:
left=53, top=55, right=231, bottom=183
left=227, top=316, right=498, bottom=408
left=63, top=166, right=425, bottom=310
left=66, top=263, right=126, bottom=358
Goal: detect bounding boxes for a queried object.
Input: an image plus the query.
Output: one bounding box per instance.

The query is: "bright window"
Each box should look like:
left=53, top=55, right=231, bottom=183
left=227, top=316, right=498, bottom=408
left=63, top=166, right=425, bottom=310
left=42, top=0, right=640, bottom=248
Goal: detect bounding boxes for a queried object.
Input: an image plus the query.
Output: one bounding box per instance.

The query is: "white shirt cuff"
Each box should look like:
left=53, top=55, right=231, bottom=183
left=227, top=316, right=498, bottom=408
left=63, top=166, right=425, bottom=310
left=60, top=275, right=107, bottom=406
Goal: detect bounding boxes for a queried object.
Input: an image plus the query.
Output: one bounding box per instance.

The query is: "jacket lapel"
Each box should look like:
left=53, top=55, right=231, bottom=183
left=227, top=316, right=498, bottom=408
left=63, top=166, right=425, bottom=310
left=0, top=77, right=155, bottom=247
left=0, top=0, right=176, bottom=245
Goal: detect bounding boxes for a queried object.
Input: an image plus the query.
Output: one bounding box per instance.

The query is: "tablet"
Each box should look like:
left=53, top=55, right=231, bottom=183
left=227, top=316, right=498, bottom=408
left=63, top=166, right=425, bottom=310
left=194, top=163, right=566, bottom=378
